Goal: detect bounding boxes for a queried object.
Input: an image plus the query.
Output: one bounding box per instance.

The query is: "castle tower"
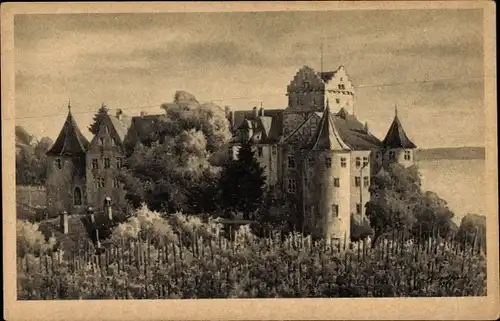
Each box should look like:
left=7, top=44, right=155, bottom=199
left=307, top=101, right=352, bottom=245
left=318, top=66, right=355, bottom=115
left=382, top=105, right=417, bottom=167
left=45, top=101, right=89, bottom=216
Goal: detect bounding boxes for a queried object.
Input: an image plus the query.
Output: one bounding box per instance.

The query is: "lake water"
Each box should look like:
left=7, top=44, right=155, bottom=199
left=417, top=159, right=485, bottom=224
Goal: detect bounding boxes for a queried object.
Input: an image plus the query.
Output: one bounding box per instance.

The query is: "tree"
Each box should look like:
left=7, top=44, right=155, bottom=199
left=456, top=213, right=486, bottom=252
left=121, top=91, right=231, bottom=215
left=16, top=220, right=56, bottom=257
left=412, top=191, right=455, bottom=240
left=16, top=136, right=53, bottom=185
left=366, top=163, right=455, bottom=247
left=218, top=142, right=266, bottom=219
left=88, top=103, right=109, bottom=135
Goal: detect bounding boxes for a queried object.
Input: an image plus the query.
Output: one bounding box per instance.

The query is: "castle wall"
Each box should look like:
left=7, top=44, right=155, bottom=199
left=310, top=150, right=351, bottom=243
left=46, top=155, right=86, bottom=216
left=324, top=67, right=355, bottom=115
left=349, top=150, right=372, bottom=218
left=382, top=148, right=415, bottom=168
left=286, top=66, right=325, bottom=112
left=85, top=121, right=126, bottom=211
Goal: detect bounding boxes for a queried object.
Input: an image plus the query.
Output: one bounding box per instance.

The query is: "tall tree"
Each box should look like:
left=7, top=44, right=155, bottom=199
left=121, top=91, right=231, bottom=214
left=218, top=142, right=266, bottom=219
left=88, top=103, right=109, bottom=135
left=366, top=163, right=455, bottom=247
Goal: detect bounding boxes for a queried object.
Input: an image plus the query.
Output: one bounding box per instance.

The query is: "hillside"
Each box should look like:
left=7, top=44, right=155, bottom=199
left=415, top=147, right=485, bottom=161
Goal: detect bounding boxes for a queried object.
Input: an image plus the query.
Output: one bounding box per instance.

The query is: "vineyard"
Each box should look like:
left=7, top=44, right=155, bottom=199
left=17, top=225, right=486, bottom=299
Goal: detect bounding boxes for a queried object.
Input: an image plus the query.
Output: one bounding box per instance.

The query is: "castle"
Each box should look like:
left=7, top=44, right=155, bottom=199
left=224, top=66, right=416, bottom=242
left=46, top=65, right=416, bottom=243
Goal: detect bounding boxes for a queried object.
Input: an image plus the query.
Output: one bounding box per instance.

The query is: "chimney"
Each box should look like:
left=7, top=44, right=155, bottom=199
left=59, top=211, right=69, bottom=234
left=140, top=111, right=147, bottom=117
left=224, top=106, right=231, bottom=118
left=104, top=197, right=113, bottom=221
left=364, top=121, right=369, bottom=133
left=228, top=111, right=235, bottom=128
left=259, top=107, right=264, bottom=117
left=87, top=207, right=95, bottom=224
left=116, top=109, right=123, bottom=120
left=252, top=106, right=258, bottom=118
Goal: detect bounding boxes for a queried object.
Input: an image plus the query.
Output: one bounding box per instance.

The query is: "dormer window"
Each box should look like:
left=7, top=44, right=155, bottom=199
left=257, top=147, right=263, bottom=157
left=336, top=98, right=340, bottom=104
left=304, top=81, right=310, bottom=91
left=404, top=150, right=412, bottom=161
left=92, top=159, right=99, bottom=170
left=338, top=84, right=345, bottom=90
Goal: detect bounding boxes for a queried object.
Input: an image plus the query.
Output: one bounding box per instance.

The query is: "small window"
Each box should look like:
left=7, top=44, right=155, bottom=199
left=336, top=98, right=340, bottom=104
left=55, top=158, right=62, bottom=169
left=332, top=204, right=339, bottom=217
left=340, top=77, right=343, bottom=81
left=334, top=178, right=340, bottom=187
left=92, top=159, right=99, bottom=170
left=74, top=187, right=82, bottom=206
left=308, top=156, right=315, bottom=166
left=272, top=146, right=277, bottom=156
left=355, top=176, right=361, bottom=187
left=104, top=158, right=111, bottom=169
left=356, top=203, right=362, bottom=215
left=340, top=157, right=347, bottom=168
left=112, top=178, right=119, bottom=188
left=288, top=155, right=296, bottom=169
left=116, top=157, right=123, bottom=169
left=389, top=151, right=396, bottom=160
left=355, top=157, right=361, bottom=168
left=325, top=157, right=332, bottom=168
left=287, top=179, right=297, bottom=193
left=97, top=178, right=105, bottom=188
left=404, top=150, right=412, bottom=161
left=363, top=156, right=369, bottom=167
left=257, top=147, right=263, bottom=157
left=304, top=81, right=310, bottom=90
left=363, top=176, right=370, bottom=187
left=338, top=84, right=345, bottom=90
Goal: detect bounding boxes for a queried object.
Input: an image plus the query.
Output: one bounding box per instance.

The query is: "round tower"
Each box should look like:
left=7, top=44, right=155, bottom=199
left=308, top=102, right=352, bottom=246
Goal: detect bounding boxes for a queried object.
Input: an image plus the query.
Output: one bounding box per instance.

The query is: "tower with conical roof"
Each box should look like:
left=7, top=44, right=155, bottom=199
left=304, top=100, right=352, bottom=244
left=46, top=101, right=89, bottom=216
left=382, top=105, right=417, bottom=167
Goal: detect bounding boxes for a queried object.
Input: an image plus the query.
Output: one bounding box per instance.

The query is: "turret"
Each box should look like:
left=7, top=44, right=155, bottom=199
left=45, top=101, right=89, bottom=216
left=308, top=102, right=351, bottom=246
left=382, top=105, right=416, bottom=167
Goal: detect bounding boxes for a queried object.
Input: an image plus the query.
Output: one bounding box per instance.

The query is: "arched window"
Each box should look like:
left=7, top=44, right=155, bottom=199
left=74, top=187, right=82, bottom=206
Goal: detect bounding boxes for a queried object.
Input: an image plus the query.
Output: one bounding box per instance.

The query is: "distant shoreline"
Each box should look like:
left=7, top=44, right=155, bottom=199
left=415, top=147, right=485, bottom=161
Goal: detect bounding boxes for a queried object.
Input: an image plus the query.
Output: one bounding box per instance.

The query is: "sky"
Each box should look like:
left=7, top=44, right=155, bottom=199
left=14, top=9, right=485, bottom=148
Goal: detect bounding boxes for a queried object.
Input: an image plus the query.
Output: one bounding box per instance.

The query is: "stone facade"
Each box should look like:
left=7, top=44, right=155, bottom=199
left=227, top=65, right=417, bottom=244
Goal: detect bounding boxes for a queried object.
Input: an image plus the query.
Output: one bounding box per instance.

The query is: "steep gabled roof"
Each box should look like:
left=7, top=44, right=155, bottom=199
left=108, top=114, right=132, bottom=144
left=311, top=105, right=351, bottom=151
left=333, top=115, right=383, bottom=150
left=382, top=109, right=416, bottom=149
left=46, top=107, right=89, bottom=156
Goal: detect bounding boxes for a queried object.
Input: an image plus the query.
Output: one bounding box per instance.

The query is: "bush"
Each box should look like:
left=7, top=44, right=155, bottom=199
left=17, top=220, right=56, bottom=257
